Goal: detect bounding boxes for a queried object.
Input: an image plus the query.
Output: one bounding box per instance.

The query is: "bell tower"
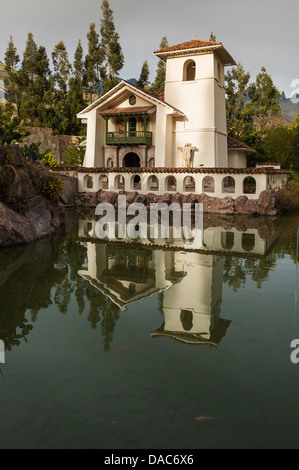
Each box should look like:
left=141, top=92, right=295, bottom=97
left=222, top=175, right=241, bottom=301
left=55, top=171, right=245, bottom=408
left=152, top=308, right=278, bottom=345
left=154, top=39, right=236, bottom=168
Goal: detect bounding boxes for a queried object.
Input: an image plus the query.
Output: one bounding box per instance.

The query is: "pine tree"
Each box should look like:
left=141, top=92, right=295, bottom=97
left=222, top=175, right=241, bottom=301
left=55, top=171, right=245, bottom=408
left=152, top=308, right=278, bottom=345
left=225, top=62, right=253, bottom=140
left=51, top=41, right=72, bottom=134
left=100, top=0, right=124, bottom=93
left=84, top=23, right=103, bottom=101
left=52, top=41, right=72, bottom=93
left=19, top=32, right=39, bottom=123
left=31, top=46, right=54, bottom=127
left=73, top=40, right=84, bottom=92
left=248, top=67, right=281, bottom=131
left=4, top=36, right=20, bottom=120
left=136, top=60, right=150, bottom=90
left=151, top=36, right=168, bottom=92
left=209, top=32, right=217, bottom=41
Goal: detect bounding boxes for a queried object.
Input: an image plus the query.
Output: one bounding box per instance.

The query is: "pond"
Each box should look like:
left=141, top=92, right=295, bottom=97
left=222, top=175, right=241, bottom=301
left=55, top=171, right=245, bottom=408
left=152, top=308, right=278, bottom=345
left=1, top=209, right=299, bottom=449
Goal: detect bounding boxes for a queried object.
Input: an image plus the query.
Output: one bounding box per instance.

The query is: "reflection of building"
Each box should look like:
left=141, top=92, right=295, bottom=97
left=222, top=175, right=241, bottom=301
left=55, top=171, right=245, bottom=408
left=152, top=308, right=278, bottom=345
left=79, top=243, right=183, bottom=310
left=78, top=217, right=278, bottom=347
left=152, top=251, right=230, bottom=348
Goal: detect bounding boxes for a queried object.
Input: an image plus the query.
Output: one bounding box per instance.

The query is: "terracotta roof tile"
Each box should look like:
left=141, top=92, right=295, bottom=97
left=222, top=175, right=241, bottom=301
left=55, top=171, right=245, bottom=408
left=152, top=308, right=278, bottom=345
left=154, top=39, right=222, bottom=54
left=53, top=167, right=289, bottom=175
left=227, top=136, right=257, bottom=153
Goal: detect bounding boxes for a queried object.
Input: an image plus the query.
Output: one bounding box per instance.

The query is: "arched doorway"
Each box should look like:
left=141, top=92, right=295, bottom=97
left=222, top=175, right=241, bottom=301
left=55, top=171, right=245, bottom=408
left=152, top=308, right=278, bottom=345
left=123, top=152, right=141, bottom=167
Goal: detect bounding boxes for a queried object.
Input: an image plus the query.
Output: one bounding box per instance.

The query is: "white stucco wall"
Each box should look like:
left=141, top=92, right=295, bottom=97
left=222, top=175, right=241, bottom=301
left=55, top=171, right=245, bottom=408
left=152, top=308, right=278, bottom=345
left=76, top=169, right=288, bottom=200
left=228, top=150, right=247, bottom=168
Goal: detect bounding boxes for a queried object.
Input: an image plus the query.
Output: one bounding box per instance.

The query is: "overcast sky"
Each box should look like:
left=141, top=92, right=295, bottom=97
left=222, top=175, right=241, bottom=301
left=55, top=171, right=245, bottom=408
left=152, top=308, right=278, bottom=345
left=1, top=0, right=297, bottom=97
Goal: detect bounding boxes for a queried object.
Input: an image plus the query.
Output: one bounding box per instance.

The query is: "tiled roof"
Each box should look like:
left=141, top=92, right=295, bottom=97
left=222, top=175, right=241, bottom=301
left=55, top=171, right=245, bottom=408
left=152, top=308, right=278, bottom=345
left=99, top=106, right=154, bottom=116
left=154, top=39, right=236, bottom=66
left=227, top=136, right=257, bottom=153
left=154, top=39, right=222, bottom=54
left=53, top=167, right=289, bottom=175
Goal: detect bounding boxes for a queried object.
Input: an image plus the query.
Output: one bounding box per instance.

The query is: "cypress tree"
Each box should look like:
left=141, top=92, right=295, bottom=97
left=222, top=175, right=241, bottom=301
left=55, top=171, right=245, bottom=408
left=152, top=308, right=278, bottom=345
left=4, top=36, right=20, bottom=120
left=136, top=60, right=150, bottom=90
left=151, top=36, right=168, bottom=92
left=100, top=0, right=124, bottom=93
left=52, top=41, right=72, bottom=93
left=73, top=40, right=84, bottom=92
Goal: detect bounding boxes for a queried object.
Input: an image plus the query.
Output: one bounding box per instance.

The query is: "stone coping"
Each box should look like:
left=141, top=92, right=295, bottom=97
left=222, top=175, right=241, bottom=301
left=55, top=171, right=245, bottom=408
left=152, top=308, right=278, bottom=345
left=52, top=166, right=290, bottom=175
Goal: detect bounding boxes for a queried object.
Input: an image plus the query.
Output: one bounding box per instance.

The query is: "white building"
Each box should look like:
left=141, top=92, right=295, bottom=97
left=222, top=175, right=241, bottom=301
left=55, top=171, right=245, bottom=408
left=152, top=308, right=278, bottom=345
left=76, top=38, right=288, bottom=198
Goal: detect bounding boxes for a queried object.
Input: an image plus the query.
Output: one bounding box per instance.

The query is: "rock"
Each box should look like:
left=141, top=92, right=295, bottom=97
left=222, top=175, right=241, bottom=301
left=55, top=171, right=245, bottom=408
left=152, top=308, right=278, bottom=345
left=6, top=145, right=25, bottom=167
left=25, top=196, right=52, bottom=236
left=0, top=146, right=7, bottom=166
left=257, top=190, right=278, bottom=216
left=0, top=145, right=65, bottom=247
left=235, top=195, right=257, bottom=215
left=7, top=168, right=37, bottom=204
left=0, top=202, right=37, bottom=247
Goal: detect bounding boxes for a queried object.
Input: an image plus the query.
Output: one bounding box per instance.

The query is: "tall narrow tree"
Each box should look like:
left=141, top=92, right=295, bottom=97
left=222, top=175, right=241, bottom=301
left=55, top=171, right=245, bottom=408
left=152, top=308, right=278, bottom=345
left=136, top=60, right=150, bottom=90
left=151, top=36, right=168, bottom=92
left=4, top=36, right=20, bottom=120
left=52, top=41, right=72, bottom=93
left=100, top=0, right=124, bottom=93
left=73, top=40, right=84, bottom=92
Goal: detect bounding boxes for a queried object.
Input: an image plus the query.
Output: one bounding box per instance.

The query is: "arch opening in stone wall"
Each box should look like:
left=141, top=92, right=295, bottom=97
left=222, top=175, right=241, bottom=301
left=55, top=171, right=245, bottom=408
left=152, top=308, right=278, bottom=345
left=123, top=152, right=141, bottom=168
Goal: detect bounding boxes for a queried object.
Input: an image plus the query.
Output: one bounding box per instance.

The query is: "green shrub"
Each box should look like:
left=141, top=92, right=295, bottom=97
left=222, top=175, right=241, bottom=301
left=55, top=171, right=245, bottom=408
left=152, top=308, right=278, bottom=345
left=62, top=137, right=85, bottom=167
left=42, top=152, right=58, bottom=167
left=276, top=182, right=299, bottom=211
left=40, top=175, right=64, bottom=198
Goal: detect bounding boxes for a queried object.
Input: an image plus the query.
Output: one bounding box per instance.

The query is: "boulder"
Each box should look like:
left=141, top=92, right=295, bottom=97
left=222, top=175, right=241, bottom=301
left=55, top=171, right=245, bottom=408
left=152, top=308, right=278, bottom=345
left=0, top=202, right=37, bottom=246
left=234, top=195, right=257, bottom=215
left=257, top=190, right=278, bottom=216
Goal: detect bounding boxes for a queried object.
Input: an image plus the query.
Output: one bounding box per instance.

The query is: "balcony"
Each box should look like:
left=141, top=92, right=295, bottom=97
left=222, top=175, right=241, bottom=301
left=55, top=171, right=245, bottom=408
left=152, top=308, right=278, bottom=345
left=106, top=131, right=152, bottom=146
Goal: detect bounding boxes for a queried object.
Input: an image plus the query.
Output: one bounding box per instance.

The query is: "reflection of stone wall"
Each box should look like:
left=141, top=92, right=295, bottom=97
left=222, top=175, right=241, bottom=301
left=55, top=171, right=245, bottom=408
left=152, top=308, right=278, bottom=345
left=22, top=127, right=80, bottom=164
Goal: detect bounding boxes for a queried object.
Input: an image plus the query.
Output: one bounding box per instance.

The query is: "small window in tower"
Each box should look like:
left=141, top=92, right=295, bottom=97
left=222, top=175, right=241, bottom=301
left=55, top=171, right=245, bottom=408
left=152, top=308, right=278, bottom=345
left=183, top=60, right=196, bottom=81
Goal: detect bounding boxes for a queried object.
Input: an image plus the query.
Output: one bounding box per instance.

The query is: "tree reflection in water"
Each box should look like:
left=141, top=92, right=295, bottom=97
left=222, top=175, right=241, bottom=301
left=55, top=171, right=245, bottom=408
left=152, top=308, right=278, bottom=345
left=1, top=212, right=299, bottom=354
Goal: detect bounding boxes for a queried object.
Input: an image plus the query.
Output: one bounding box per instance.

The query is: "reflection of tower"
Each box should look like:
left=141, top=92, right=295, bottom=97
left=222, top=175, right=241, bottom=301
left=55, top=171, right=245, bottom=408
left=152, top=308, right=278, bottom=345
left=79, top=243, right=183, bottom=311
left=151, top=251, right=231, bottom=348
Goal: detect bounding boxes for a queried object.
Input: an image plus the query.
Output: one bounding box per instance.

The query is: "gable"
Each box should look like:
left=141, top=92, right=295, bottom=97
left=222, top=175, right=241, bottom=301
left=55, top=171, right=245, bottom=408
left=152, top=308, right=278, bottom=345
left=77, top=81, right=184, bottom=118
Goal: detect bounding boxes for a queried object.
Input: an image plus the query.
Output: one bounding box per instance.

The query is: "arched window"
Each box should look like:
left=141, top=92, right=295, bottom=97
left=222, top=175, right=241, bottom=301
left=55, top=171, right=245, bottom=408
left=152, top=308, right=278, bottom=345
left=180, top=310, right=193, bottom=331
left=243, top=176, right=256, bottom=194
left=242, top=233, right=255, bottom=252
left=131, top=174, right=141, bottom=191
left=222, top=176, right=235, bottom=193
left=183, top=176, right=195, bottom=192
left=202, top=176, right=215, bottom=193
left=84, top=174, right=93, bottom=189
left=115, top=175, right=125, bottom=190
left=148, top=157, right=155, bottom=168
left=221, top=231, right=234, bottom=250
left=183, top=60, right=196, bottom=81
left=165, top=175, right=177, bottom=192
left=107, top=158, right=113, bottom=168
left=147, top=175, right=159, bottom=191
left=99, top=174, right=108, bottom=190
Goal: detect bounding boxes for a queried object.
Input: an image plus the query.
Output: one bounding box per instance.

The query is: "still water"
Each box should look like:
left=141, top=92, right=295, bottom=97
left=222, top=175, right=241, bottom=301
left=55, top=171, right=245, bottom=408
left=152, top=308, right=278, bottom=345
left=1, top=210, right=299, bottom=449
